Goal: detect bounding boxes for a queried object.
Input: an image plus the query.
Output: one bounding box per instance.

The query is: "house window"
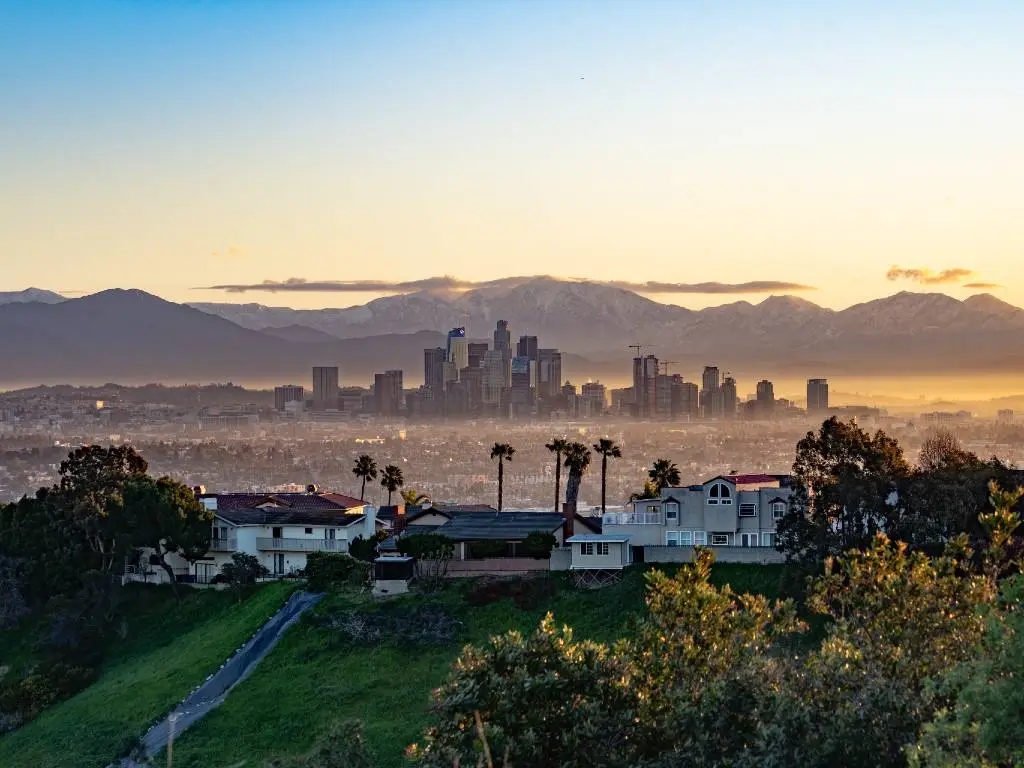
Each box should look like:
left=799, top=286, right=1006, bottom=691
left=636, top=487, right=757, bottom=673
left=762, top=532, right=776, bottom=548
left=740, top=532, right=759, bottom=548
left=665, top=502, right=678, bottom=521
left=304, top=527, right=313, bottom=535
left=666, top=531, right=679, bottom=547
left=596, top=542, right=610, bottom=556
left=325, top=529, right=336, bottom=540
left=711, top=533, right=730, bottom=546
left=739, top=503, right=757, bottom=517
left=580, top=542, right=594, bottom=555
left=679, top=530, right=693, bottom=546
left=649, top=505, right=661, bottom=515
left=708, top=483, right=733, bottom=505
left=693, top=531, right=707, bottom=545
left=772, top=502, right=786, bottom=520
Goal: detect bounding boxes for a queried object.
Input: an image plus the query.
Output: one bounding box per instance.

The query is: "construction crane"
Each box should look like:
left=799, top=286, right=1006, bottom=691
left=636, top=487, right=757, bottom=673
left=628, top=343, right=655, bottom=359
left=660, top=360, right=679, bottom=376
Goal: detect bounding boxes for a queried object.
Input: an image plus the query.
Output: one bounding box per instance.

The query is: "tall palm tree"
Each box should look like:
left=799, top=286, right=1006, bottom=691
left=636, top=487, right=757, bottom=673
left=648, top=458, right=681, bottom=492
left=400, top=489, right=429, bottom=507
left=545, top=437, right=569, bottom=512
left=490, top=443, right=516, bottom=511
left=563, top=441, right=592, bottom=511
left=352, top=454, right=378, bottom=501
left=592, top=438, right=622, bottom=514
left=380, top=464, right=405, bottom=506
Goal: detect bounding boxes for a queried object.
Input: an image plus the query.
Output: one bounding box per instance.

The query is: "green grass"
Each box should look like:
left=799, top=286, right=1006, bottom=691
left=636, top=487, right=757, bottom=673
left=0, top=581, right=295, bottom=768
left=166, top=563, right=788, bottom=768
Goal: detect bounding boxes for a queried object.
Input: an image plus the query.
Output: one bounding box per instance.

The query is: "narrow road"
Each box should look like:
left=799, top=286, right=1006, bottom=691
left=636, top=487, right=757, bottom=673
left=115, top=589, right=322, bottom=767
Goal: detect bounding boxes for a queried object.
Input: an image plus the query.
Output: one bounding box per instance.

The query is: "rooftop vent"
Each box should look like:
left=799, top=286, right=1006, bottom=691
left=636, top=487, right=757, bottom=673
left=306, top=483, right=319, bottom=494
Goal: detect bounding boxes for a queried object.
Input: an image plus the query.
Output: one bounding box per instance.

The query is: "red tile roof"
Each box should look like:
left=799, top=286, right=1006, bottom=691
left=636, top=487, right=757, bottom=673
left=202, top=492, right=365, bottom=511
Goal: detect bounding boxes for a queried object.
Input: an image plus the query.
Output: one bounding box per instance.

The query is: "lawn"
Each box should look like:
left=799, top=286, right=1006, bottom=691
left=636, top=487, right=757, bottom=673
left=167, top=563, right=787, bottom=768
left=0, top=581, right=295, bottom=768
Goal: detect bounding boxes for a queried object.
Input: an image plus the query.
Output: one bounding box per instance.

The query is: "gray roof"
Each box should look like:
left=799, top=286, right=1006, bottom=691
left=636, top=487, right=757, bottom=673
left=434, top=511, right=564, bottom=541
left=215, top=508, right=366, bottom=527
left=567, top=534, right=630, bottom=543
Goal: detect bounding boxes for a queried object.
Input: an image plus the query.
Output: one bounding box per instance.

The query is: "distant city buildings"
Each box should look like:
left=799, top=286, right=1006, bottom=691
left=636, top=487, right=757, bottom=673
left=373, top=370, right=403, bottom=417
left=807, top=378, right=829, bottom=411
left=273, top=385, right=304, bottom=412
left=311, top=366, right=339, bottom=409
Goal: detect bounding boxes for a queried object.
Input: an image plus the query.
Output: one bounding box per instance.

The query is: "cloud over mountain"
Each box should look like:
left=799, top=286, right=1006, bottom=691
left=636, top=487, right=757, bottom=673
left=202, top=275, right=815, bottom=295
left=886, top=266, right=974, bottom=285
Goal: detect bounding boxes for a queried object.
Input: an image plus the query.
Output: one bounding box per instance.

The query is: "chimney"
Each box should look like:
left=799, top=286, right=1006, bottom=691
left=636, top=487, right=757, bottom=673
left=561, top=502, right=576, bottom=539
left=363, top=503, right=377, bottom=541
left=394, top=504, right=407, bottom=534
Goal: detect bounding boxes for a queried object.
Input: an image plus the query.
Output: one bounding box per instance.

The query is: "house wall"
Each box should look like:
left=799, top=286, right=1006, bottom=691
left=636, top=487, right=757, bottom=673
left=550, top=547, right=572, bottom=572
left=445, top=558, right=551, bottom=577
left=570, top=541, right=627, bottom=570
left=407, top=512, right=451, bottom=528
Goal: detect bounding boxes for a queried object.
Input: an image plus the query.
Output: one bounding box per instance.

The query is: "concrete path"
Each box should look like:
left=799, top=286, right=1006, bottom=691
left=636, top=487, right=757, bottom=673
left=115, top=589, right=322, bottom=767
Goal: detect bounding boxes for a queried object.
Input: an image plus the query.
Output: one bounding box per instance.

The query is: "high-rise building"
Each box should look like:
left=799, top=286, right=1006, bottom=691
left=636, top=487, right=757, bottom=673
left=481, top=349, right=507, bottom=406
left=516, top=335, right=538, bottom=361
left=467, top=342, right=489, bottom=369
left=510, top=355, right=534, bottom=416
left=721, top=376, right=738, bottom=418
left=273, top=385, right=304, bottom=412
left=700, top=366, right=721, bottom=419
left=373, top=370, right=403, bottom=416
left=537, top=348, right=562, bottom=399
left=807, top=378, right=829, bottom=411
left=679, top=381, right=699, bottom=419
left=756, top=379, right=775, bottom=416
left=446, top=328, right=469, bottom=372
left=460, top=365, right=483, bottom=412
left=632, top=355, right=659, bottom=418
left=493, top=320, right=512, bottom=387
left=424, top=347, right=446, bottom=392
left=312, top=366, right=339, bottom=409
left=581, top=381, right=606, bottom=413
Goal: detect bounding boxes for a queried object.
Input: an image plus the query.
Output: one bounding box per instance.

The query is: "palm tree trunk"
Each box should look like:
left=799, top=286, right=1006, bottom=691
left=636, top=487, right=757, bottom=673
left=387, top=489, right=393, bottom=506
left=497, top=460, right=504, bottom=511
left=554, top=454, right=561, bottom=512
left=360, top=476, right=366, bottom=500
left=601, top=455, right=607, bottom=513
left=566, top=470, right=582, bottom=508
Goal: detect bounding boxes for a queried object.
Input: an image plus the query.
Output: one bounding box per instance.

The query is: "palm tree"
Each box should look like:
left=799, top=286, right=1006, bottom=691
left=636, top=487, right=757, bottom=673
left=648, top=458, right=681, bottom=492
left=563, top=441, right=592, bottom=512
left=629, top=479, right=661, bottom=502
left=400, top=489, right=429, bottom=507
left=490, top=443, right=516, bottom=511
left=380, top=464, right=404, bottom=506
left=592, top=438, right=622, bottom=514
left=545, top=437, right=569, bottom=512
left=352, top=454, right=378, bottom=501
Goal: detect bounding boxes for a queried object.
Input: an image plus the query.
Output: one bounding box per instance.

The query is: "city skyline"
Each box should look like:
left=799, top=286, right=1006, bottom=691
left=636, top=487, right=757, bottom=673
left=3, top=1, right=1022, bottom=309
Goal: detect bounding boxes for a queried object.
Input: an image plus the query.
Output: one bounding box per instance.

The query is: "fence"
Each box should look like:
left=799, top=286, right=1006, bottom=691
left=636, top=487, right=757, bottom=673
left=446, top=557, right=552, bottom=577
left=549, top=547, right=571, bottom=572
left=644, top=545, right=786, bottom=565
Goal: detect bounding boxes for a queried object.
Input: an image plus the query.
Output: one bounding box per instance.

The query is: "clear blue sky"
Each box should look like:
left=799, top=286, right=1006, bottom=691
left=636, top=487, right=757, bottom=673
left=2, top=0, right=1022, bottom=308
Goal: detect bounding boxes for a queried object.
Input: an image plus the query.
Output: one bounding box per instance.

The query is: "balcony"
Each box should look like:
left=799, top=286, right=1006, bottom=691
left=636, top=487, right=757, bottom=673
left=603, top=512, right=664, bottom=526
left=210, top=537, right=237, bottom=552
left=257, top=537, right=348, bottom=553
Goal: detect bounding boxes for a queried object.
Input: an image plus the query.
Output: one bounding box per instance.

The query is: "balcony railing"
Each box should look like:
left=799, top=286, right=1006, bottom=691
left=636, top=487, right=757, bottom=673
left=603, top=512, right=664, bottom=526
left=257, top=537, right=348, bottom=553
left=210, top=537, right=237, bottom=552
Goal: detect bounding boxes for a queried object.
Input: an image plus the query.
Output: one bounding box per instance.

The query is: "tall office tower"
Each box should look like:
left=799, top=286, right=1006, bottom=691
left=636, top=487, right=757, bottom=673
left=373, top=370, right=403, bottom=416
left=459, top=365, right=483, bottom=412
left=481, top=349, right=507, bottom=406
left=537, top=348, right=562, bottom=399
left=273, top=385, right=304, bottom=412
left=424, top=347, right=446, bottom=392
left=312, top=366, right=339, bottom=408
left=581, top=381, right=607, bottom=413
left=510, top=355, right=535, bottom=416
left=656, top=374, right=686, bottom=418
left=700, top=366, right=721, bottom=418
left=446, top=327, right=469, bottom=372
left=807, top=378, right=829, bottom=411
left=493, top=320, right=512, bottom=387
left=516, top=335, right=539, bottom=369
left=679, top=381, right=700, bottom=419
left=632, top=354, right=659, bottom=418
left=721, top=376, right=738, bottom=418
left=756, top=379, right=776, bottom=415
left=467, top=341, right=489, bottom=369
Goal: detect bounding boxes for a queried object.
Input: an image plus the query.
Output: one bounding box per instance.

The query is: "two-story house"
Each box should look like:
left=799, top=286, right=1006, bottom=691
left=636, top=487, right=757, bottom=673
left=188, top=489, right=381, bottom=581
left=602, top=474, right=792, bottom=557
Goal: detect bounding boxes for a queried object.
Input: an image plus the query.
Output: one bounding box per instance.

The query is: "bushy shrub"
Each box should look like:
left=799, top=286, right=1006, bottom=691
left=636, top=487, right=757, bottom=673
left=520, top=531, right=557, bottom=559
left=266, top=719, right=372, bottom=767
left=220, top=552, right=269, bottom=587
left=465, top=577, right=558, bottom=609
left=0, top=663, right=97, bottom=733
left=315, top=605, right=460, bottom=647
left=305, top=552, right=365, bottom=592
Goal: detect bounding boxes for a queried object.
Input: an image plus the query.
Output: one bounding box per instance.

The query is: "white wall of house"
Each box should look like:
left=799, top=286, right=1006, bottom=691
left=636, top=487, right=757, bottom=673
left=569, top=539, right=630, bottom=570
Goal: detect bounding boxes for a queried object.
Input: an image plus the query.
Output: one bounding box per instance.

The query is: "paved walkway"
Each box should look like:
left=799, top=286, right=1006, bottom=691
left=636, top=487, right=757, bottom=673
left=115, top=589, right=322, bottom=767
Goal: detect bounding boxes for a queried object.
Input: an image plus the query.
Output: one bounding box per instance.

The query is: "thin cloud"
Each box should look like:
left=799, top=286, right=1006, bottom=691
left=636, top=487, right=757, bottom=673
left=886, top=266, right=975, bottom=285
left=210, top=246, right=247, bottom=259
left=200, top=275, right=816, bottom=295
left=963, top=282, right=1002, bottom=290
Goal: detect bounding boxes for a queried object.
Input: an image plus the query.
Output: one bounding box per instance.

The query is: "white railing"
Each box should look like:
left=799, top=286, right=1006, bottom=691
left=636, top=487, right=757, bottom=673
left=603, top=512, right=664, bottom=526
left=210, top=537, right=238, bottom=552
left=256, top=537, right=348, bottom=553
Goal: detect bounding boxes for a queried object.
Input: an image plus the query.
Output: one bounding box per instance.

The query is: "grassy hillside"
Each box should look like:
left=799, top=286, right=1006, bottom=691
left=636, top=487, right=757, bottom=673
left=0, top=581, right=295, bottom=768
left=168, top=564, right=786, bottom=768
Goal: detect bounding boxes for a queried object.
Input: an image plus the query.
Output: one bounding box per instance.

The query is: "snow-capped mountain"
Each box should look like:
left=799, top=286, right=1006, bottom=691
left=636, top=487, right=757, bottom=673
left=0, top=288, right=65, bottom=305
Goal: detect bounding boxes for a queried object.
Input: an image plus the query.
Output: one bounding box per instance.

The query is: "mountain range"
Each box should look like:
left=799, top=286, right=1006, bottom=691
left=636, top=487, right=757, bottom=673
left=2, top=279, right=1024, bottom=387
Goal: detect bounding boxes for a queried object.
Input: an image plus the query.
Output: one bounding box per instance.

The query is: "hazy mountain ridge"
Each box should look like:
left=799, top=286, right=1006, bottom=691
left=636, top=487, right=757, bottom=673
left=0, top=288, right=65, bottom=305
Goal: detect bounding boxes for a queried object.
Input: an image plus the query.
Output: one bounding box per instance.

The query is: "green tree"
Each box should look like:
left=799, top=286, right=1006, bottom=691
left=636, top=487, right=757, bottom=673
left=351, top=455, right=378, bottom=501
left=592, top=438, right=622, bottom=514
left=520, top=531, right=557, bottom=559
left=400, top=489, right=429, bottom=507
left=123, top=475, right=212, bottom=596
left=647, top=458, right=680, bottom=492
left=629, top=479, right=661, bottom=502
left=489, top=443, right=515, bottom=512
left=562, top=441, right=591, bottom=511
left=777, top=417, right=911, bottom=565
left=379, top=464, right=404, bottom=506
left=220, top=552, right=269, bottom=598
left=544, top=437, right=569, bottom=512
left=397, top=533, right=454, bottom=590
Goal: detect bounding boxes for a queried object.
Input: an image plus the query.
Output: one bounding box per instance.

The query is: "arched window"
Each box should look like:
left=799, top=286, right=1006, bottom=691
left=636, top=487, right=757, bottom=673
left=707, top=482, right=733, bottom=505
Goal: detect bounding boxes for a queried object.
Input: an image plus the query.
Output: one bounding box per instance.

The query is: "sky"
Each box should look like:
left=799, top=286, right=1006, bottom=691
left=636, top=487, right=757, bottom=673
left=1, top=0, right=1022, bottom=310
